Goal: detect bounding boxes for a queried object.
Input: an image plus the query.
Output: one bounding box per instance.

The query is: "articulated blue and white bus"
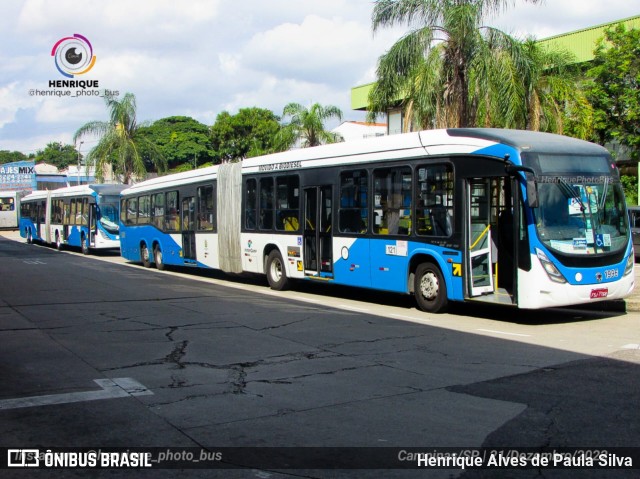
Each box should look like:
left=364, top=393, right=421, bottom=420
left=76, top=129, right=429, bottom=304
left=119, top=128, right=634, bottom=312
left=20, top=184, right=125, bottom=253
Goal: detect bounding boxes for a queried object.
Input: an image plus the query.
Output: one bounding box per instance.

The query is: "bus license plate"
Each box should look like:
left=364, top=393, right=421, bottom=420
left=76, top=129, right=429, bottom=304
left=590, top=288, right=609, bottom=299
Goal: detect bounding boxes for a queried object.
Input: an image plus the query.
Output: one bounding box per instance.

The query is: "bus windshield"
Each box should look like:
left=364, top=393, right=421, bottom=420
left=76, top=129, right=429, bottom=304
left=530, top=154, right=629, bottom=256
left=98, top=198, right=120, bottom=234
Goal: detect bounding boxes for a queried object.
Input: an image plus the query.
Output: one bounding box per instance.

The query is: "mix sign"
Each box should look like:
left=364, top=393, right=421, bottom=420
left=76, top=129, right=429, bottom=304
left=0, top=161, right=36, bottom=191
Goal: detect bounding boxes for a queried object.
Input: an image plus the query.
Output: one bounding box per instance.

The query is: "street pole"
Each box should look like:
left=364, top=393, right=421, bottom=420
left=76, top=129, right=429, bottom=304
left=77, top=141, right=84, bottom=185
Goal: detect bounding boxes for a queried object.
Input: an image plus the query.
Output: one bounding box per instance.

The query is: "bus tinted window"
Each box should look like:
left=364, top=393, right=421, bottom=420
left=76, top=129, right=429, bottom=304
left=81, top=198, right=89, bottom=226
left=138, top=196, right=150, bottom=225
left=339, top=170, right=368, bottom=234
left=165, top=191, right=179, bottom=231
left=373, top=166, right=411, bottom=235
left=152, top=193, right=165, bottom=229
left=197, top=185, right=215, bottom=231
left=259, top=177, right=274, bottom=230
left=126, top=197, right=138, bottom=225
left=416, top=164, right=454, bottom=237
left=275, top=176, right=299, bottom=232
left=245, top=179, right=257, bottom=230
left=0, top=197, right=14, bottom=211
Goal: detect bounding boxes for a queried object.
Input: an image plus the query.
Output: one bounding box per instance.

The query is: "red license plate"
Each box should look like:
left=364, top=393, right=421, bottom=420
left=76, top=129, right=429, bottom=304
left=590, top=288, right=609, bottom=299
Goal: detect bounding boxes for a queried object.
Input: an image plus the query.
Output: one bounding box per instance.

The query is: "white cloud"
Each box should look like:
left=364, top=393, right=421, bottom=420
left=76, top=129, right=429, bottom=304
left=1, top=0, right=638, bottom=154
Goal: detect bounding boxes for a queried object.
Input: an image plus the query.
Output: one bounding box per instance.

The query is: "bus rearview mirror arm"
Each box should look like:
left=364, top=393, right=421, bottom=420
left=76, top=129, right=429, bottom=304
left=504, top=160, right=539, bottom=209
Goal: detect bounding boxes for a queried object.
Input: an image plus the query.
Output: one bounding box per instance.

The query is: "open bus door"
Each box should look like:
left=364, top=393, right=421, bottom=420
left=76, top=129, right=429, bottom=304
left=466, top=177, right=517, bottom=305
left=303, top=186, right=333, bottom=278
left=468, top=178, right=494, bottom=296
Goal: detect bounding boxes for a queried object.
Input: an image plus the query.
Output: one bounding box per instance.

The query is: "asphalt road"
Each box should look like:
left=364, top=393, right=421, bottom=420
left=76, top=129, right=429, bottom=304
left=0, top=233, right=639, bottom=478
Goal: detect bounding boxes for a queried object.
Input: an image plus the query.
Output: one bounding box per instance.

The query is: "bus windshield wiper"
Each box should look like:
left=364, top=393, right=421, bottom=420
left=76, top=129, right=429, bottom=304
left=556, top=178, right=586, bottom=212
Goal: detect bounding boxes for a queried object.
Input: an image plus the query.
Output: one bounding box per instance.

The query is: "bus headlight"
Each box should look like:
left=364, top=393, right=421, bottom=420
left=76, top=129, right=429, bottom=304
left=536, top=248, right=567, bottom=283
left=624, top=254, right=634, bottom=277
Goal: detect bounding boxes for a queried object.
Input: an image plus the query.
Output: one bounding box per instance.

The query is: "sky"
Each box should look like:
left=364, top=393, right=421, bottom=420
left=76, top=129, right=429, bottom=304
left=0, top=0, right=638, bottom=157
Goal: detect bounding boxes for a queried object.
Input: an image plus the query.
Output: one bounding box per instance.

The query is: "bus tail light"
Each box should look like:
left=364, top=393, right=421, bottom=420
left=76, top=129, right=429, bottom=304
left=536, top=248, right=567, bottom=283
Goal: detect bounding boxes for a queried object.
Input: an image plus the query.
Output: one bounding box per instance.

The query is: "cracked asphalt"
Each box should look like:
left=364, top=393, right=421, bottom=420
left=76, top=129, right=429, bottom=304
left=0, top=233, right=639, bottom=478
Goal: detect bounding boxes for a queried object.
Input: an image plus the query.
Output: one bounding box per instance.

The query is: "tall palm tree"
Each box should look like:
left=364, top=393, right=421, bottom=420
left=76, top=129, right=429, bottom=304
left=368, top=0, right=544, bottom=129
left=277, top=102, right=343, bottom=149
left=73, top=93, right=166, bottom=184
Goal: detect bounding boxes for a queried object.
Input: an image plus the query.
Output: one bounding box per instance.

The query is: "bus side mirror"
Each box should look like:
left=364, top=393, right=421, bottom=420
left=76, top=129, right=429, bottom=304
left=526, top=175, right=539, bottom=209
left=505, top=164, right=538, bottom=209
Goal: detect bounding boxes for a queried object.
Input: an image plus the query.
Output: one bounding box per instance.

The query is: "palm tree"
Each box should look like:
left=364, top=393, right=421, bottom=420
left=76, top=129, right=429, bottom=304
left=277, top=102, right=343, bottom=149
left=73, top=93, right=167, bottom=184
left=368, top=0, right=544, bottom=129
left=516, top=38, right=593, bottom=138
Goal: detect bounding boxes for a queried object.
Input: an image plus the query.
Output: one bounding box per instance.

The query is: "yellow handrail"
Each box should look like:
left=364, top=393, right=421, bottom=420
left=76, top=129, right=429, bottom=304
left=470, top=224, right=491, bottom=250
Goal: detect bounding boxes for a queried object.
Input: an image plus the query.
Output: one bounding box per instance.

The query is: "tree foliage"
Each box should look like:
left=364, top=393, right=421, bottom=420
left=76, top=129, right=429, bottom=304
left=621, top=175, right=638, bottom=206
left=587, top=25, right=640, bottom=160
left=515, top=39, right=593, bottom=138
left=34, top=142, right=80, bottom=169
left=73, top=93, right=167, bottom=184
left=0, top=150, right=28, bottom=165
left=368, top=0, right=561, bottom=130
left=277, top=102, right=343, bottom=149
left=210, top=107, right=281, bottom=162
left=137, top=116, right=215, bottom=170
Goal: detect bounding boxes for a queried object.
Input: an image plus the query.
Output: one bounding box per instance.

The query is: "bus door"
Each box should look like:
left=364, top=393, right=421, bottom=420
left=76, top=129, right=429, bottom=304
left=89, top=203, right=97, bottom=246
left=36, top=200, right=45, bottom=240
left=303, top=186, right=333, bottom=277
left=181, top=197, right=197, bottom=262
left=467, top=178, right=494, bottom=296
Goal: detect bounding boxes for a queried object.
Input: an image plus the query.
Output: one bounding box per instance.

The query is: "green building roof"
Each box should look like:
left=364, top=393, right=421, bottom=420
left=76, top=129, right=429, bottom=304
left=351, top=14, right=640, bottom=111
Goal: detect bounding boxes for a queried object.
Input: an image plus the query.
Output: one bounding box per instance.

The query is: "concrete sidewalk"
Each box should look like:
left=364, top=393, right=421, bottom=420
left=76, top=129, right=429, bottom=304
left=1, top=229, right=638, bottom=312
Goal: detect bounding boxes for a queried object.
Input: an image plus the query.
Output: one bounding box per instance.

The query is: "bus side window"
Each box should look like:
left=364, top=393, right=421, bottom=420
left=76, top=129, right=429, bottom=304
left=152, top=192, right=165, bottom=230
left=259, top=177, right=274, bottom=230
left=165, top=191, right=179, bottom=231
left=245, top=179, right=257, bottom=230
left=416, top=164, right=454, bottom=237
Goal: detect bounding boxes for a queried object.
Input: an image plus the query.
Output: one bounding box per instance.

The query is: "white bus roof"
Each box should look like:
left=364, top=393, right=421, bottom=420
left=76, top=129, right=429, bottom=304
left=22, top=184, right=126, bottom=202
left=121, top=128, right=610, bottom=197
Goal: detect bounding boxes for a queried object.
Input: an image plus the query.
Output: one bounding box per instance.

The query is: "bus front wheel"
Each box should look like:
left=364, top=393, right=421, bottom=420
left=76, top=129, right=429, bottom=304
left=154, top=245, right=165, bottom=271
left=414, top=262, right=448, bottom=313
left=266, top=250, right=290, bottom=291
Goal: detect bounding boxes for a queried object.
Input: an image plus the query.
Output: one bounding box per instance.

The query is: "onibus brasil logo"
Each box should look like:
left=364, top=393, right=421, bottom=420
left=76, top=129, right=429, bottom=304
left=51, top=34, right=96, bottom=78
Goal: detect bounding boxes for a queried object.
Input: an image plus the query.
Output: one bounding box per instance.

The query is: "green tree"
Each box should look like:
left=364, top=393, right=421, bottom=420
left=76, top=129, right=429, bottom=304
left=34, top=142, right=79, bottom=169
left=621, top=175, right=638, bottom=206
left=73, top=92, right=167, bottom=184
left=368, top=0, right=544, bottom=129
left=137, top=116, right=214, bottom=170
left=0, top=150, right=28, bottom=165
left=587, top=25, right=640, bottom=160
left=277, top=102, right=343, bottom=149
left=210, top=108, right=281, bottom=162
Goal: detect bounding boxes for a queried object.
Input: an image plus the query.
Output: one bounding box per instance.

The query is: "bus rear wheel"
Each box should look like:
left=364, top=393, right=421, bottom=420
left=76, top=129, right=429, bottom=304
left=141, top=244, right=151, bottom=268
left=266, top=250, right=290, bottom=291
left=154, top=245, right=165, bottom=271
left=414, top=262, right=448, bottom=313
left=81, top=234, right=90, bottom=255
